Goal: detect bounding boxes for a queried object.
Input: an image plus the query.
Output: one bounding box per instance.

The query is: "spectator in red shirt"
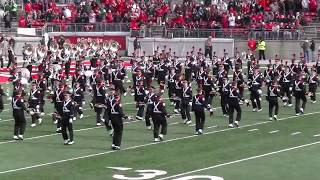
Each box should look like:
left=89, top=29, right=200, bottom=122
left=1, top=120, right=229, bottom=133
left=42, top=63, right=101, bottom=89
left=18, top=16, right=26, bottom=27
left=130, top=19, right=139, bottom=30
left=106, top=10, right=113, bottom=23
left=25, top=1, right=32, bottom=14
left=248, top=38, right=257, bottom=52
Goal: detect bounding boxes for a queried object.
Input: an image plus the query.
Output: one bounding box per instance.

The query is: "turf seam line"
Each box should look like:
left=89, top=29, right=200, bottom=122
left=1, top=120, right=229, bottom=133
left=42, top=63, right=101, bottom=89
left=248, top=129, right=259, bottom=132
left=0, top=111, right=319, bottom=174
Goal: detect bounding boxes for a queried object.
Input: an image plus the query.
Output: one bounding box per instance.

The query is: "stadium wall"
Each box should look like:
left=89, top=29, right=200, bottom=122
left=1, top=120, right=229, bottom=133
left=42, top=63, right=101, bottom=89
left=14, top=33, right=312, bottom=60
left=127, top=38, right=235, bottom=57
left=234, top=40, right=306, bottom=60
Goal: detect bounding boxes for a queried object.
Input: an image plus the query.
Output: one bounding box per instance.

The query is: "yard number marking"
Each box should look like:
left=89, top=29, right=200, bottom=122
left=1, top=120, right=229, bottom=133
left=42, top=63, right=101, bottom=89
left=112, top=169, right=167, bottom=180
left=109, top=167, right=223, bottom=180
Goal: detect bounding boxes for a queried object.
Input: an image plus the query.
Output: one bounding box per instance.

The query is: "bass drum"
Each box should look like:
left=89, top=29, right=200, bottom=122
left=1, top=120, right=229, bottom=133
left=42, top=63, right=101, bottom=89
left=18, top=68, right=31, bottom=85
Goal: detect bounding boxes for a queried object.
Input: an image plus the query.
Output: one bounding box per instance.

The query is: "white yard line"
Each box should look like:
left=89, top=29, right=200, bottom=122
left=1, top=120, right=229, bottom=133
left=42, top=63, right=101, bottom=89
left=291, top=132, right=302, bottom=136
left=0, top=111, right=319, bottom=174
left=313, top=134, right=320, bottom=137
left=207, top=125, right=217, bottom=129
left=268, top=130, right=279, bottom=134
left=158, top=141, right=320, bottom=180
left=169, top=122, right=180, bottom=125
left=248, top=129, right=259, bottom=132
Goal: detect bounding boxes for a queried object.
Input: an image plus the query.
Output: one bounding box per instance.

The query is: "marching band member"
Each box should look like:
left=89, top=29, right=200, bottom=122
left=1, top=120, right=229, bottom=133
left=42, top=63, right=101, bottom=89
left=99, top=60, right=109, bottom=85
left=298, top=60, right=309, bottom=75
left=293, top=73, right=307, bottom=115
left=151, top=93, right=169, bottom=142
left=61, top=91, right=75, bottom=145
left=181, top=80, right=192, bottom=125
left=167, top=67, right=177, bottom=104
left=72, top=82, right=84, bottom=120
left=111, top=64, right=126, bottom=96
left=93, top=79, right=107, bottom=126
left=135, top=81, right=146, bottom=120
left=173, top=75, right=183, bottom=114
left=184, top=55, right=194, bottom=82
left=267, top=79, right=281, bottom=121
left=192, top=88, right=206, bottom=135
left=72, top=70, right=86, bottom=91
left=157, top=59, right=168, bottom=92
left=28, top=83, right=42, bottom=127
left=144, top=59, right=155, bottom=88
left=89, top=69, right=100, bottom=90
left=280, top=66, right=293, bottom=106
left=203, top=70, right=216, bottom=110
left=228, top=81, right=242, bottom=128
left=12, top=90, right=29, bottom=140
left=196, top=66, right=205, bottom=88
left=233, top=65, right=245, bottom=103
left=52, top=83, right=65, bottom=132
left=264, top=64, right=275, bottom=87
left=219, top=77, right=230, bottom=117
left=315, top=58, right=320, bottom=75
left=248, top=67, right=263, bottom=112
left=144, top=86, right=157, bottom=130
left=108, top=92, right=126, bottom=150
left=0, top=85, right=4, bottom=114
left=133, top=69, right=145, bottom=88
left=308, top=68, right=318, bottom=103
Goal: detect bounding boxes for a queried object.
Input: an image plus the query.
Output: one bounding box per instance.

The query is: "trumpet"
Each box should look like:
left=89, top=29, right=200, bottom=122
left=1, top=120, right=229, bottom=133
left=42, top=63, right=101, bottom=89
left=91, top=40, right=99, bottom=51
left=63, top=42, right=72, bottom=56
left=102, top=41, right=110, bottom=51
left=37, top=45, right=46, bottom=58
left=24, top=44, right=34, bottom=56
left=77, top=42, right=86, bottom=53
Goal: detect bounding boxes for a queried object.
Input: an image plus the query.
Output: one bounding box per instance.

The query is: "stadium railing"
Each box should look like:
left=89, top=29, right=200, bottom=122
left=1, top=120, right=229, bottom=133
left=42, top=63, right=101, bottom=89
left=45, top=22, right=130, bottom=33
left=132, top=27, right=307, bottom=40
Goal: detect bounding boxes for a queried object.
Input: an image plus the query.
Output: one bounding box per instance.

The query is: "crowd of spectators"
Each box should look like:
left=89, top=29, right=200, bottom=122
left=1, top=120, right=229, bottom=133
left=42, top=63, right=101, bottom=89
left=11, top=0, right=320, bottom=37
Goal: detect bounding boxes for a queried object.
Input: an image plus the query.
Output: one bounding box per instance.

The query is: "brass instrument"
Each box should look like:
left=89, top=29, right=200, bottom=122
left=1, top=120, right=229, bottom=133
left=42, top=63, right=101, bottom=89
left=63, top=41, right=72, bottom=56
left=50, top=42, right=59, bottom=53
left=109, top=40, right=120, bottom=52
left=37, top=45, right=46, bottom=58
left=102, top=40, right=110, bottom=51
left=24, top=44, right=34, bottom=56
left=77, top=42, right=86, bottom=53
left=91, top=40, right=99, bottom=51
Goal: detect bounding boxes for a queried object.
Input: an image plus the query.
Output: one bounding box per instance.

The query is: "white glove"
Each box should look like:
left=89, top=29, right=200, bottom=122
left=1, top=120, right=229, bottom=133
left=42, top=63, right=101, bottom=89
left=82, top=101, right=85, bottom=105
left=36, top=105, right=40, bottom=109
left=29, top=111, right=35, bottom=115
left=289, top=87, right=293, bottom=91
left=189, top=102, right=192, bottom=106
left=257, top=89, right=262, bottom=95
left=69, top=118, right=73, bottom=123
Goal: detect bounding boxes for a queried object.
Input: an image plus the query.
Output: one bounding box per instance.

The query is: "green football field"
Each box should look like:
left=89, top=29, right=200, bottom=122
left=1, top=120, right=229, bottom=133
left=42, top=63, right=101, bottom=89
left=1, top=81, right=320, bottom=180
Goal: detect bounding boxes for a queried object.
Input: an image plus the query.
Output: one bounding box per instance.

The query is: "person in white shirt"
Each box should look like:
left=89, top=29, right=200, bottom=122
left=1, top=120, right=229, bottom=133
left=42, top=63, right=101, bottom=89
left=89, top=10, right=96, bottom=24
left=228, top=13, right=235, bottom=28
left=63, top=7, right=72, bottom=19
